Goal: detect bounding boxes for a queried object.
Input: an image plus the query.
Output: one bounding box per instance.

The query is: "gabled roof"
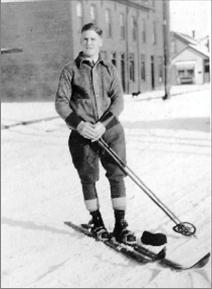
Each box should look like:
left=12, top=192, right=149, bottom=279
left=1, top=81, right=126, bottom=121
left=189, top=44, right=209, bottom=58
left=172, top=44, right=209, bottom=61
left=171, top=31, right=198, bottom=46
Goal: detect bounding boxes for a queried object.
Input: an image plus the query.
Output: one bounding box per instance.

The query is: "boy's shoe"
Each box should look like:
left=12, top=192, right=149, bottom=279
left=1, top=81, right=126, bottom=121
left=89, top=210, right=110, bottom=241
left=91, top=225, right=110, bottom=241
left=113, top=219, right=137, bottom=245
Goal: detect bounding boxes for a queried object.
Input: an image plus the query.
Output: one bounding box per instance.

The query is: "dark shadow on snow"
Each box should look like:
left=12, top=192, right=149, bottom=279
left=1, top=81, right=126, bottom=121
left=1, top=216, right=75, bottom=237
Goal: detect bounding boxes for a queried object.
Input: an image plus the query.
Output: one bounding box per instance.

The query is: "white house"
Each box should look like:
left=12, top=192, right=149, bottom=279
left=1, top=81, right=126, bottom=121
left=170, top=31, right=210, bottom=85
left=171, top=45, right=210, bottom=85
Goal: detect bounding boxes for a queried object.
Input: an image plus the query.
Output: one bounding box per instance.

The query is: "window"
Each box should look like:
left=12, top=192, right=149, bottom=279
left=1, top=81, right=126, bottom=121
left=120, top=13, right=125, bottom=40
left=141, top=19, right=146, bottom=43
left=76, top=1, right=82, bottom=17
left=204, top=59, right=210, bottom=73
left=178, top=70, right=185, bottom=77
left=105, top=8, right=112, bottom=38
left=153, top=21, right=157, bottom=44
left=112, top=52, right=116, bottom=66
left=121, top=53, right=126, bottom=91
left=158, top=56, right=163, bottom=83
left=131, top=16, right=137, bottom=41
left=129, top=53, right=135, bottom=82
left=141, top=54, right=146, bottom=81
left=76, top=1, right=83, bottom=32
left=187, top=69, right=194, bottom=76
left=90, top=4, right=96, bottom=23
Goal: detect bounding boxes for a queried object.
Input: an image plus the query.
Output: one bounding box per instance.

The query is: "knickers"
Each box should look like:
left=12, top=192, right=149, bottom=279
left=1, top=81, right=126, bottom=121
left=68, top=123, right=127, bottom=200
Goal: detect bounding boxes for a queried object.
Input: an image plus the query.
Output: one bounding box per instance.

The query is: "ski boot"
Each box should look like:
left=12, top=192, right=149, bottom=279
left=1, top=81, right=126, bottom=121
left=89, top=210, right=110, bottom=242
left=113, top=210, right=136, bottom=245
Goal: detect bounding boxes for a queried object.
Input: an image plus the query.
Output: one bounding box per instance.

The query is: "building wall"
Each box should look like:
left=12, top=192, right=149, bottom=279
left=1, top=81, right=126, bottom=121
left=1, top=0, right=73, bottom=101
left=1, top=0, right=169, bottom=101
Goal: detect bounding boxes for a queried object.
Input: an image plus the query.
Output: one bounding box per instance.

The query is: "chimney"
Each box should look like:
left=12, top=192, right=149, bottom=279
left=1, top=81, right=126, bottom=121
left=192, top=30, right=195, bottom=39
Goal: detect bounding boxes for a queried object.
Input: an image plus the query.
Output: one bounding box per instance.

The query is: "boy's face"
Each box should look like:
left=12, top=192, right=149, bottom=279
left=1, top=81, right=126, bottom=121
left=80, top=30, right=103, bottom=58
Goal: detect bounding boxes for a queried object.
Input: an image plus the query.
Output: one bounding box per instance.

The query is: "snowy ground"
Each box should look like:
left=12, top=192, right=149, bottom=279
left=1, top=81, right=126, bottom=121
left=1, top=84, right=211, bottom=288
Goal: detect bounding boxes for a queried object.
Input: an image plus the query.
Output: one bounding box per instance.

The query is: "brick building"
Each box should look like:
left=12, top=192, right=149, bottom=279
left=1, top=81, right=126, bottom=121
left=1, top=0, right=170, bottom=101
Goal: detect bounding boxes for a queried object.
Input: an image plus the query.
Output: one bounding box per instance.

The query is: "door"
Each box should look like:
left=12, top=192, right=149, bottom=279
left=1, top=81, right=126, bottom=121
left=151, top=55, right=155, bottom=89
left=121, top=53, right=126, bottom=92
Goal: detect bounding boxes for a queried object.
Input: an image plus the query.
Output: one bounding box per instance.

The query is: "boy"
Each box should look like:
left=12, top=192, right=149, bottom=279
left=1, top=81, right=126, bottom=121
left=55, top=23, right=136, bottom=244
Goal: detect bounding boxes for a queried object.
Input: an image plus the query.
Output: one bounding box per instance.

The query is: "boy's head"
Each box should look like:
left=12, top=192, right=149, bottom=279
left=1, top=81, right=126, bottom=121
left=80, top=23, right=103, bottom=58
left=81, top=23, right=103, bottom=36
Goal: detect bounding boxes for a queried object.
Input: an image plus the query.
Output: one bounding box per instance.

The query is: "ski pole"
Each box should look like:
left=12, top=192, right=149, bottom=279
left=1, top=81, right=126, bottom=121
left=98, top=138, right=196, bottom=237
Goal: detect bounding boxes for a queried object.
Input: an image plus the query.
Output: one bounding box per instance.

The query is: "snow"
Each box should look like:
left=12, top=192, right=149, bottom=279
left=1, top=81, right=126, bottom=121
left=1, top=84, right=211, bottom=288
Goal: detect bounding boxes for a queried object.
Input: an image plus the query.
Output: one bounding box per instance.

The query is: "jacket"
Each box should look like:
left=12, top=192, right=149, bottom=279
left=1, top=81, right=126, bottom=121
left=55, top=52, right=124, bottom=130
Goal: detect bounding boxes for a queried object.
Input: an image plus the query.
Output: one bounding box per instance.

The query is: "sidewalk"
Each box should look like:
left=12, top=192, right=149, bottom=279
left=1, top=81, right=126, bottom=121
left=126, top=83, right=210, bottom=100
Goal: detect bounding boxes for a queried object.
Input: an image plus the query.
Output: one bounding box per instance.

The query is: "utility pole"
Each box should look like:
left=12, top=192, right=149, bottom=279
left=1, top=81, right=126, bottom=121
left=162, top=0, right=170, bottom=100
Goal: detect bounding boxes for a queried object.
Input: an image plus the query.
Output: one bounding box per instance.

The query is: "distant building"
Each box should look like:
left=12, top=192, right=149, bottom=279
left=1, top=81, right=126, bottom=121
left=1, top=0, right=170, bottom=101
left=170, top=31, right=210, bottom=85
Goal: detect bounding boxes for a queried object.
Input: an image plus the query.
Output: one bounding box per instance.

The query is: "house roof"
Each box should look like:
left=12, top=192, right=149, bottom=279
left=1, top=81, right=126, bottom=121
left=172, top=44, right=209, bottom=62
left=171, top=31, right=198, bottom=46
left=188, top=44, right=210, bottom=58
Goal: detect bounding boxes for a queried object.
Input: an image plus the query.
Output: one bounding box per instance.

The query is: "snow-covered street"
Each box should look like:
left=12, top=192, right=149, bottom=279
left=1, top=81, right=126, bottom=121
left=1, top=85, right=211, bottom=288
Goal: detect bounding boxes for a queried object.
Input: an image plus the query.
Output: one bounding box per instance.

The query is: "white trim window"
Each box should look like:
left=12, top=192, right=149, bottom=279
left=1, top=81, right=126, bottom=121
left=120, top=13, right=125, bottom=40
left=105, top=8, right=112, bottom=38
left=142, top=18, right=146, bottom=43
left=76, top=1, right=83, bottom=32
left=131, top=15, right=137, bottom=41
left=90, top=4, right=96, bottom=23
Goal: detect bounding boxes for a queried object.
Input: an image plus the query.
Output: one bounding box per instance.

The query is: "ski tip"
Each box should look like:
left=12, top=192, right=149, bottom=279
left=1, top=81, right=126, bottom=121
left=191, top=252, right=211, bottom=270
left=196, top=252, right=211, bottom=268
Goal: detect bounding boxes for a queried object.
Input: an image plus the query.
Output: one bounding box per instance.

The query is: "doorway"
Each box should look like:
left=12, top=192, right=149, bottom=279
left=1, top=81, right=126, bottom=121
left=151, top=55, right=155, bottom=89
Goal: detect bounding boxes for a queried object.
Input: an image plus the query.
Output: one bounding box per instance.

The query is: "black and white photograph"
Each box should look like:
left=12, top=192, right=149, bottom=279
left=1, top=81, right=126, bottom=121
left=1, top=0, right=211, bottom=288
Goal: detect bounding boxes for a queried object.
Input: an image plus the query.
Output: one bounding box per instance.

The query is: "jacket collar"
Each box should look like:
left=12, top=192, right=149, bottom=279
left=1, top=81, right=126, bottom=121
left=75, top=51, right=108, bottom=68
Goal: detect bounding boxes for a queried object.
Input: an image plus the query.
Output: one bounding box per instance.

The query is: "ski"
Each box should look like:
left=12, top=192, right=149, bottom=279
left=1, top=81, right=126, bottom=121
left=129, top=238, right=210, bottom=270
left=124, top=244, right=210, bottom=270
left=158, top=252, right=210, bottom=271
left=81, top=223, right=166, bottom=261
left=65, top=221, right=210, bottom=271
left=64, top=221, right=163, bottom=264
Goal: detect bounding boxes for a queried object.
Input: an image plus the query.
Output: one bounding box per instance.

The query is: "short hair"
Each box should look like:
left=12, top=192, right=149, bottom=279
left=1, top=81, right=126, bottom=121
left=81, top=23, right=103, bottom=36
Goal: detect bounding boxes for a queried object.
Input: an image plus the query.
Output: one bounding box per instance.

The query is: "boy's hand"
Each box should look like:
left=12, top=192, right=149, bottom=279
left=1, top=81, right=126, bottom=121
left=91, top=122, right=106, bottom=142
left=76, top=121, right=97, bottom=140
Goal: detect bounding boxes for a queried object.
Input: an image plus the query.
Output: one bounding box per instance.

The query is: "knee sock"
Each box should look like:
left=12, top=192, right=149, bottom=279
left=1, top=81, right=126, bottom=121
left=112, top=197, right=126, bottom=211
left=81, top=182, right=100, bottom=212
